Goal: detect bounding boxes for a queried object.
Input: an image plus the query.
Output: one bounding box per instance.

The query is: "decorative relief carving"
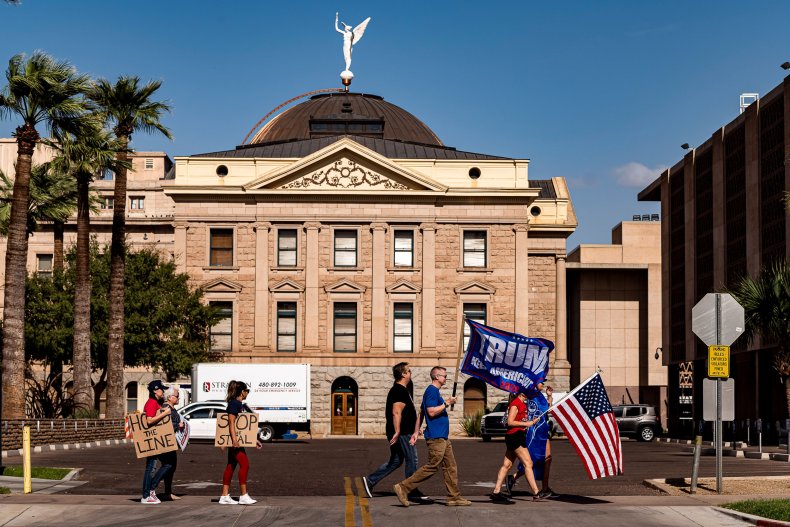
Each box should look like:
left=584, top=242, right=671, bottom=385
left=512, top=223, right=530, bottom=233
left=282, top=158, right=408, bottom=190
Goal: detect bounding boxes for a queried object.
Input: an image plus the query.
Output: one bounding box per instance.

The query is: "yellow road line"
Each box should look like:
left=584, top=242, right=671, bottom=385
left=354, top=477, right=373, bottom=527
left=344, top=476, right=356, bottom=527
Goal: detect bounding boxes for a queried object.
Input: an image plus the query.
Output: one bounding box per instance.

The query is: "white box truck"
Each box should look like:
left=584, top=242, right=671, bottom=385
left=191, top=363, right=311, bottom=441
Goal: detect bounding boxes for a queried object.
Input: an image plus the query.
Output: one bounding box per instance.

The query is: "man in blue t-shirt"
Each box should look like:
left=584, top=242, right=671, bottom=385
left=393, top=366, right=472, bottom=507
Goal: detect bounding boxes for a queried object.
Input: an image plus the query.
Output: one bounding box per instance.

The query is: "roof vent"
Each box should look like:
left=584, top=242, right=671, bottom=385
left=341, top=102, right=352, bottom=114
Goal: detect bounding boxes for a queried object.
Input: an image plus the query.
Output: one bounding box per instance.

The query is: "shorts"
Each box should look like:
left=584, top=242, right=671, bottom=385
left=505, top=430, right=526, bottom=451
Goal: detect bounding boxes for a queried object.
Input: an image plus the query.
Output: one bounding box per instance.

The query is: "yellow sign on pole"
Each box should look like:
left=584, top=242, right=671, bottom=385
left=708, top=345, right=730, bottom=378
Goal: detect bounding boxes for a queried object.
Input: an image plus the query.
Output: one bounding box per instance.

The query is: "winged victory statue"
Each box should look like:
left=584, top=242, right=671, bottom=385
left=335, top=12, right=371, bottom=86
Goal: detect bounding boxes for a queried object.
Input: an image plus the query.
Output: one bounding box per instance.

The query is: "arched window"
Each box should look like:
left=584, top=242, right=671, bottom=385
left=463, top=378, right=487, bottom=417
left=126, top=382, right=138, bottom=413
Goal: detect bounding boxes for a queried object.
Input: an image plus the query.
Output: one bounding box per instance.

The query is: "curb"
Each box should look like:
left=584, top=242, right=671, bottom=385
left=716, top=506, right=790, bottom=527
left=2, top=438, right=131, bottom=459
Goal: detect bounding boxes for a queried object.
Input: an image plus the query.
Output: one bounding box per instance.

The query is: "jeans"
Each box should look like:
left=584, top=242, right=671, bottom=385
left=366, top=435, right=418, bottom=490
left=142, top=454, right=174, bottom=498
left=398, top=438, right=461, bottom=499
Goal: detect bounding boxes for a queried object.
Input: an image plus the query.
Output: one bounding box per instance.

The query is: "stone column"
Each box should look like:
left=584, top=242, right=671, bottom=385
left=173, top=221, right=187, bottom=273
left=554, top=255, right=570, bottom=390
left=420, top=223, right=437, bottom=352
left=370, top=222, right=388, bottom=352
left=304, top=222, right=321, bottom=351
left=513, top=224, right=529, bottom=335
left=254, top=222, right=271, bottom=349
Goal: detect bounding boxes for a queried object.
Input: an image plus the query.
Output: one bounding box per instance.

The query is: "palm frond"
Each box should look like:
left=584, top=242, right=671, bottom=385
left=88, top=76, right=172, bottom=141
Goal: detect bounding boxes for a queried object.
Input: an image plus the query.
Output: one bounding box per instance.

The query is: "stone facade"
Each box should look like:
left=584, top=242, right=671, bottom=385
left=1, top=419, right=125, bottom=450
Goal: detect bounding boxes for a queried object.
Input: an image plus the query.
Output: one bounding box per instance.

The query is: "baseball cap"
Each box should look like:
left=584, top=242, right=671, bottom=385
left=147, top=380, right=167, bottom=392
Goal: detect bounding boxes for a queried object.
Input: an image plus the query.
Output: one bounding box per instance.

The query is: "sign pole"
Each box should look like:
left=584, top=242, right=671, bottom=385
left=715, top=293, right=723, bottom=494
left=450, top=316, right=466, bottom=411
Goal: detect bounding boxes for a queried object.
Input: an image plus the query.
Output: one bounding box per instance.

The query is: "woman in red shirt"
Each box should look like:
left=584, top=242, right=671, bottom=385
left=490, top=391, right=544, bottom=503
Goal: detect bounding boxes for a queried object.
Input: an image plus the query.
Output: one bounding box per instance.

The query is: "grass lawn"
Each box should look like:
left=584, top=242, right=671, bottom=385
left=0, top=487, right=10, bottom=494
left=724, top=498, right=790, bottom=522
left=1, top=466, right=71, bottom=480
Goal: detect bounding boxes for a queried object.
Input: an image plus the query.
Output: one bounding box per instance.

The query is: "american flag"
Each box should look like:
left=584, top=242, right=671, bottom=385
left=551, top=373, right=623, bottom=479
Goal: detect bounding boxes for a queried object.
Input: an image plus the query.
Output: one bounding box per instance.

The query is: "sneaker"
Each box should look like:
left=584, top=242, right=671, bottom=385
left=361, top=476, right=373, bottom=499
left=532, top=493, right=547, bottom=502
left=219, top=495, right=239, bottom=505
left=489, top=492, right=514, bottom=504
left=505, top=474, right=516, bottom=495
left=239, top=493, right=257, bottom=505
left=446, top=497, right=472, bottom=506
left=141, top=491, right=160, bottom=504
left=393, top=483, right=410, bottom=507
left=538, top=488, right=557, bottom=499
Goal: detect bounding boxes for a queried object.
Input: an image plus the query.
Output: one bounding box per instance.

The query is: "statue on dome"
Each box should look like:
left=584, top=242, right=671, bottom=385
left=335, top=12, right=371, bottom=86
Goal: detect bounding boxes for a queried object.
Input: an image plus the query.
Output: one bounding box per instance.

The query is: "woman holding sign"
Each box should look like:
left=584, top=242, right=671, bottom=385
left=141, top=380, right=171, bottom=504
left=158, top=386, right=185, bottom=501
left=219, top=381, right=260, bottom=505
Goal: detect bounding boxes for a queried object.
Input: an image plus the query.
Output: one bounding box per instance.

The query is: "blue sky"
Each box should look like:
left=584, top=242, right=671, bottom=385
left=0, top=1, right=788, bottom=248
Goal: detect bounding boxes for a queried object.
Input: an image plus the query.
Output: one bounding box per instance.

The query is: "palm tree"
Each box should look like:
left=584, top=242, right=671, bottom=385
left=729, top=261, right=790, bottom=417
left=88, top=77, right=171, bottom=418
left=50, top=124, right=129, bottom=411
left=0, top=52, right=90, bottom=419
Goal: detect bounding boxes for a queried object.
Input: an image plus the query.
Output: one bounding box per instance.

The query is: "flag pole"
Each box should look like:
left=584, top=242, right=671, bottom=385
left=449, top=316, right=466, bottom=411
left=534, top=368, right=603, bottom=420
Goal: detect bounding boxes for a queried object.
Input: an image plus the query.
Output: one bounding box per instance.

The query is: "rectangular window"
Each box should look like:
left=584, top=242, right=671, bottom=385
left=333, top=302, right=357, bottom=352
left=393, top=303, right=413, bottom=353
left=144, top=158, right=154, bottom=170
left=37, top=254, right=53, bottom=278
left=463, top=231, right=487, bottom=267
left=130, top=196, right=145, bottom=210
left=334, top=230, right=357, bottom=267
left=210, top=301, right=233, bottom=352
left=277, top=229, right=298, bottom=267
left=463, top=303, right=487, bottom=350
left=394, top=230, right=414, bottom=267
left=277, top=302, right=297, bottom=352
left=100, top=197, right=114, bottom=210
left=209, top=228, right=234, bottom=267
left=101, top=169, right=114, bottom=181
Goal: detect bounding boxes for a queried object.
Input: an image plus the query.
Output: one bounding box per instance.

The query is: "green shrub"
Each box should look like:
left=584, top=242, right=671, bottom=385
left=0, top=487, right=10, bottom=494
left=724, top=499, right=790, bottom=522
left=460, top=410, right=484, bottom=437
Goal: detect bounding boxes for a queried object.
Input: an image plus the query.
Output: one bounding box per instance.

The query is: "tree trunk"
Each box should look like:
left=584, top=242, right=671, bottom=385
left=786, top=377, right=790, bottom=422
left=1, top=126, right=38, bottom=419
left=105, top=138, right=129, bottom=419
left=53, top=220, right=64, bottom=272
left=72, top=172, right=92, bottom=411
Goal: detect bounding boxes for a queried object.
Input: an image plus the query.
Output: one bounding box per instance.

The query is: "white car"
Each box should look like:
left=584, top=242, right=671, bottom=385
left=179, top=401, right=227, bottom=440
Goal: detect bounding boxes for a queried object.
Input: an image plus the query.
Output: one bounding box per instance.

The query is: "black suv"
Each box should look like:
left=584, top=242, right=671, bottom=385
left=612, top=404, right=661, bottom=442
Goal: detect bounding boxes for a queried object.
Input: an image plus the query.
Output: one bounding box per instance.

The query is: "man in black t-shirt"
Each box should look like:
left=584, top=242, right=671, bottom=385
left=361, top=362, right=426, bottom=501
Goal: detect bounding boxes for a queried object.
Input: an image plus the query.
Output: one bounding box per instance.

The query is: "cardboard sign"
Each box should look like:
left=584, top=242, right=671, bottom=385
left=214, top=412, right=259, bottom=447
left=127, top=412, right=178, bottom=459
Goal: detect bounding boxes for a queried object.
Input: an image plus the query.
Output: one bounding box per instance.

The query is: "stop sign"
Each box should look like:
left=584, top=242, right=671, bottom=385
left=692, top=293, right=745, bottom=346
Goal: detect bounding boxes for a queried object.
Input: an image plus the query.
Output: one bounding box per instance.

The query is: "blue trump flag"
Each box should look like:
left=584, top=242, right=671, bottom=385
left=460, top=320, right=554, bottom=395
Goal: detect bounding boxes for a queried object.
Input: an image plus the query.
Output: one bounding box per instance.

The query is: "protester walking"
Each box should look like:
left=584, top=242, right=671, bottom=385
left=490, top=389, right=544, bottom=503
left=156, top=385, right=185, bottom=501
left=219, top=381, right=260, bottom=505
left=393, top=366, right=471, bottom=507
left=361, top=362, right=428, bottom=502
left=141, top=380, right=171, bottom=504
left=506, top=381, right=557, bottom=498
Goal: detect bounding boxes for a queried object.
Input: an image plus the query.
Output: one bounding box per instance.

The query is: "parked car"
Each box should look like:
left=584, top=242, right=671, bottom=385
left=480, top=397, right=563, bottom=441
left=612, top=404, right=661, bottom=441
left=179, top=401, right=227, bottom=440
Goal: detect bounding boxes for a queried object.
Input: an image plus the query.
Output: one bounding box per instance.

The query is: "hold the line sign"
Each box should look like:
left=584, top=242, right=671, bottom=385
left=214, top=412, right=259, bottom=447
left=127, top=413, right=178, bottom=459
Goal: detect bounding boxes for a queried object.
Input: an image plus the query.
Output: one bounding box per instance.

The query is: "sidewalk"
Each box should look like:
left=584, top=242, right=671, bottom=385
left=657, top=438, right=790, bottom=462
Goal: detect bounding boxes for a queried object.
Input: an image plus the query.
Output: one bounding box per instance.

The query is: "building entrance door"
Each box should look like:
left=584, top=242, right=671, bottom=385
left=331, top=390, right=357, bottom=435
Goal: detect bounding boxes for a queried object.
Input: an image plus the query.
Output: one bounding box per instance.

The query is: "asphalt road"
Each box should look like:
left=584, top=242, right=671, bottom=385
left=5, top=438, right=790, bottom=498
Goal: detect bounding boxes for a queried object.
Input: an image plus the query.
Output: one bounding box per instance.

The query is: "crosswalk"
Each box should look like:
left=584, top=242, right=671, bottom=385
left=343, top=476, right=373, bottom=527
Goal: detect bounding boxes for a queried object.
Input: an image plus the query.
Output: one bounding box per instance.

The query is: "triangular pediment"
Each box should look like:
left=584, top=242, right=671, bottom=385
left=243, top=138, right=448, bottom=193
left=454, top=280, right=496, bottom=295
left=201, top=278, right=243, bottom=293
left=269, top=278, right=305, bottom=293
left=386, top=279, right=422, bottom=294
left=324, top=278, right=367, bottom=294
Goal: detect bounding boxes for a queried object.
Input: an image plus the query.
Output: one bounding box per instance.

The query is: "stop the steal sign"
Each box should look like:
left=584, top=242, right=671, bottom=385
left=214, top=412, right=259, bottom=447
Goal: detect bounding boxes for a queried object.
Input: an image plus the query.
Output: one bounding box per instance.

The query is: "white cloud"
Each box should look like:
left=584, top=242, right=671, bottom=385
left=613, top=162, right=667, bottom=188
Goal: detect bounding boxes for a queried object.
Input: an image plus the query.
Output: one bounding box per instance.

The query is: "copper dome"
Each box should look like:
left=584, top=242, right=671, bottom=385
left=249, top=92, right=443, bottom=147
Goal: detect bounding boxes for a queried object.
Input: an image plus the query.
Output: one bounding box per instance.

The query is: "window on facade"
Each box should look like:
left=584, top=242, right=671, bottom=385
left=100, top=197, right=114, bottom=210
left=144, top=158, right=154, bottom=170
left=209, top=229, right=233, bottom=267
left=101, top=169, right=114, bottom=181
left=130, top=196, right=145, bottom=210
left=394, top=230, right=414, bottom=267
left=393, top=303, right=414, bottom=353
left=333, top=302, right=357, bottom=352
left=277, top=229, right=297, bottom=267
left=463, top=231, right=487, bottom=267
left=37, top=254, right=53, bottom=278
left=334, top=230, right=357, bottom=267
left=463, top=303, right=487, bottom=350
left=126, top=382, right=138, bottom=413
left=209, top=301, right=233, bottom=352
left=277, top=302, right=297, bottom=352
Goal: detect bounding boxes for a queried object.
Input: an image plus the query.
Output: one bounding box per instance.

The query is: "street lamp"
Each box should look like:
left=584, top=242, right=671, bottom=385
left=781, top=62, right=790, bottom=71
